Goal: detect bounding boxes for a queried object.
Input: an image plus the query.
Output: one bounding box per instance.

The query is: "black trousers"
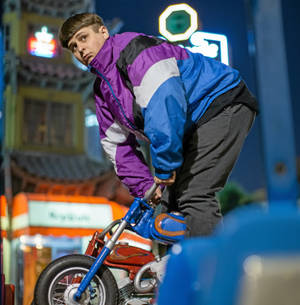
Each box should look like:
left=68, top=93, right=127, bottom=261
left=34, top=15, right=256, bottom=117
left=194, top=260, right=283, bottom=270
left=160, top=103, right=256, bottom=237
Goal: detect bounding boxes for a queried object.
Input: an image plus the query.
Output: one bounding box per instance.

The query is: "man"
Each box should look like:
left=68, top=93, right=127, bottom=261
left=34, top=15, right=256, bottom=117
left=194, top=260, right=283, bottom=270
left=59, top=13, right=258, bottom=237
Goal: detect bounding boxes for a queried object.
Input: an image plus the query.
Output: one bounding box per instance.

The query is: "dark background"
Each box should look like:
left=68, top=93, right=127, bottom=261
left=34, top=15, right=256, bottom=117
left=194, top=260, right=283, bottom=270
left=96, top=0, right=300, bottom=192
left=1, top=0, right=299, bottom=193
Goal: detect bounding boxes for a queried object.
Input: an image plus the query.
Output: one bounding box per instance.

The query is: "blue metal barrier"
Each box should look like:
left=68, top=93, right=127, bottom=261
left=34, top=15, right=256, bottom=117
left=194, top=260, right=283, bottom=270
left=157, top=1, right=300, bottom=304
left=157, top=204, right=300, bottom=305
left=0, top=30, right=3, bottom=147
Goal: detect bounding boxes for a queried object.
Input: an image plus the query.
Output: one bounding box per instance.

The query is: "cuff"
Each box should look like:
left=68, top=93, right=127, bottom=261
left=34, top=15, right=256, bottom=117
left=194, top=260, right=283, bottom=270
left=155, top=170, right=173, bottom=180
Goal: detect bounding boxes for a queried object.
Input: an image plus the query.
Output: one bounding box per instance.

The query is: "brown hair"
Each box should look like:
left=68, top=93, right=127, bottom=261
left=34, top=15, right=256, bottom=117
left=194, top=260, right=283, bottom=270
left=59, top=13, right=104, bottom=48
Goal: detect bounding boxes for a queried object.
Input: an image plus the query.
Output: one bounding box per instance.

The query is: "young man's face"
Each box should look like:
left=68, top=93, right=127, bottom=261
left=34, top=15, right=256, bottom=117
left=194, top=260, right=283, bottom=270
left=68, top=25, right=109, bottom=66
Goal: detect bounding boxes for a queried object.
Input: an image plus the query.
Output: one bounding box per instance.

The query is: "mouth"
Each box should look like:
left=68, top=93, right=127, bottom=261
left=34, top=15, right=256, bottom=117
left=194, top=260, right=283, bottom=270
left=83, top=54, right=93, bottom=65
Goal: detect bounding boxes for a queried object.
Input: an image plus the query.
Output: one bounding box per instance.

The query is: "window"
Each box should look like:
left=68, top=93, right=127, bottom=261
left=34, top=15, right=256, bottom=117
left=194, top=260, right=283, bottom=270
left=84, top=108, right=104, bottom=162
left=23, top=99, right=74, bottom=148
left=84, top=108, right=151, bottom=167
left=4, top=24, right=10, bottom=51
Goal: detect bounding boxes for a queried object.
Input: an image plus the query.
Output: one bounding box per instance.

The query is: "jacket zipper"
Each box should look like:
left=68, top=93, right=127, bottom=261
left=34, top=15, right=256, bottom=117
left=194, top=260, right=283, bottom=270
left=92, top=68, right=138, bottom=131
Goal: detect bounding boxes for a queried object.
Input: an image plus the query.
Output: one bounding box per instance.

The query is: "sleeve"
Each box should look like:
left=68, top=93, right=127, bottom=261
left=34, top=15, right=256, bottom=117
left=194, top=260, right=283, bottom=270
left=94, top=92, right=154, bottom=197
left=129, top=55, right=188, bottom=180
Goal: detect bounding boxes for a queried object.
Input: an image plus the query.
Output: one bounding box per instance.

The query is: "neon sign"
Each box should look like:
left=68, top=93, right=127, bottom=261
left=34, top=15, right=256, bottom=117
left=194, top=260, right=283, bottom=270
left=159, top=3, right=198, bottom=42
left=28, top=26, right=57, bottom=58
left=158, top=4, right=230, bottom=65
left=187, top=31, right=229, bottom=65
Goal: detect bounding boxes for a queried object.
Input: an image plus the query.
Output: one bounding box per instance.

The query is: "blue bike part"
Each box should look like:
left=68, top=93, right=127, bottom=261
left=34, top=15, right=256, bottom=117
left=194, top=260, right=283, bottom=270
left=150, top=212, right=186, bottom=244
left=124, top=198, right=186, bottom=243
left=124, top=197, right=154, bottom=239
left=123, top=197, right=152, bottom=224
left=74, top=246, right=111, bottom=301
left=131, top=207, right=154, bottom=239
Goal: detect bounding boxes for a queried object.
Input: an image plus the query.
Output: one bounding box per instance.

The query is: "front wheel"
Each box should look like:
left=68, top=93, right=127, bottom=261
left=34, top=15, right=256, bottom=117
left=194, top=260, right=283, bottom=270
left=34, top=254, right=119, bottom=305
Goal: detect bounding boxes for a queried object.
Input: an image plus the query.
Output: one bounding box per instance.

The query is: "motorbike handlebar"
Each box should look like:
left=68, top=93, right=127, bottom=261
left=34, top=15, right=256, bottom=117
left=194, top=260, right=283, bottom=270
left=143, top=183, right=159, bottom=202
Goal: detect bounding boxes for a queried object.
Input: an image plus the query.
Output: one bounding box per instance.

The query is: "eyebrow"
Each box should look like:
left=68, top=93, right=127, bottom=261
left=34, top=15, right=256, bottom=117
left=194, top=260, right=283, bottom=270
left=68, top=41, right=74, bottom=50
left=68, top=31, right=85, bottom=50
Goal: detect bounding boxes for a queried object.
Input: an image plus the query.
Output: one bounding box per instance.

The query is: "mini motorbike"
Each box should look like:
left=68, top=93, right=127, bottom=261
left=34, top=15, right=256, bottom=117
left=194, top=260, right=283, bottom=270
left=33, top=184, right=186, bottom=305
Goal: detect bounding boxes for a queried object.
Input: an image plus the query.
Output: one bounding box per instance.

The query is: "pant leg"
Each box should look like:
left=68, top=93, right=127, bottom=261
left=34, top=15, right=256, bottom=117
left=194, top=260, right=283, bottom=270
left=161, top=104, right=256, bottom=237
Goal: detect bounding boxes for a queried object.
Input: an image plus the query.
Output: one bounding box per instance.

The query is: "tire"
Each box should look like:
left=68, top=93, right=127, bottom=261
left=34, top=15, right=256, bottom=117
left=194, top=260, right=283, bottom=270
left=34, top=254, right=119, bottom=305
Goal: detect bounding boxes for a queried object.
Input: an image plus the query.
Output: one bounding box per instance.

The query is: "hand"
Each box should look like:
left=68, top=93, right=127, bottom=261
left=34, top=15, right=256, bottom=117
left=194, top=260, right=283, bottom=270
left=150, top=187, right=162, bottom=205
left=154, top=171, right=176, bottom=186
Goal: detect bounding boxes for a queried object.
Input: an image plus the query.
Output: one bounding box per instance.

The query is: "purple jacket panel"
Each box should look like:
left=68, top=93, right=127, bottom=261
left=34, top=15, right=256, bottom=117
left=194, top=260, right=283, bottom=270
left=94, top=89, right=154, bottom=197
left=93, top=80, right=113, bottom=140
left=91, top=35, right=154, bottom=197
left=115, top=134, right=154, bottom=197
left=127, top=42, right=189, bottom=86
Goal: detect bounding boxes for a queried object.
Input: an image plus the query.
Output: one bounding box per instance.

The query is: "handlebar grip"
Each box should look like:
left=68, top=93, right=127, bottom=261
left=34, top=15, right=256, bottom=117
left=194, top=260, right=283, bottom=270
left=143, top=183, right=159, bottom=202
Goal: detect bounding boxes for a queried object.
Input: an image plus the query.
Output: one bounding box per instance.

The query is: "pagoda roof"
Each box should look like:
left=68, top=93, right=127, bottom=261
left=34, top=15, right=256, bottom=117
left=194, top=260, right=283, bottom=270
left=19, top=56, right=91, bottom=81
left=9, top=151, right=133, bottom=204
left=11, top=151, right=111, bottom=182
left=4, top=0, right=94, bottom=18
left=17, top=56, right=94, bottom=91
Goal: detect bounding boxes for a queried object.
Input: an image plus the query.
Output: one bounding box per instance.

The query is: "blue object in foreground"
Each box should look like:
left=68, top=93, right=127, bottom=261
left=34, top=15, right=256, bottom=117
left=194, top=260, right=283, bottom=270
left=157, top=202, right=300, bottom=305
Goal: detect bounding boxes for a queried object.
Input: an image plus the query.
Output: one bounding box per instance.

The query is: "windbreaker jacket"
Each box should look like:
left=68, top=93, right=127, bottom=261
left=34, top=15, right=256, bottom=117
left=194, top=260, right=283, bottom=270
left=88, top=32, right=241, bottom=197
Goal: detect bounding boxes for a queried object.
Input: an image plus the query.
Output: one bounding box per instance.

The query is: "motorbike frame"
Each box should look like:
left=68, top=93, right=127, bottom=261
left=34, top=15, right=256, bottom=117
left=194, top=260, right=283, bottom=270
left=74, top=184, right=186, bottom=301
left=84, top=230, right=155, bottom=280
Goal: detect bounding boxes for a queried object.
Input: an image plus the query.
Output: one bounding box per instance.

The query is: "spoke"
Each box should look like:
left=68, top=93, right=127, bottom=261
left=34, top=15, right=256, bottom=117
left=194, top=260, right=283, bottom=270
left=57, top=281, right=69, bottom=286
left=52, top=291, right=65, bottom=305
left=52, top=297, right=65, bottom=304
left=49, top=267, right=106, bottom=305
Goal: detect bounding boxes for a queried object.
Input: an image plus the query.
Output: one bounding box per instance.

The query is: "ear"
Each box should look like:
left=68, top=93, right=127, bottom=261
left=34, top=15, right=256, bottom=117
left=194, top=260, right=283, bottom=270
left=99, top=26, right=109, bottom=39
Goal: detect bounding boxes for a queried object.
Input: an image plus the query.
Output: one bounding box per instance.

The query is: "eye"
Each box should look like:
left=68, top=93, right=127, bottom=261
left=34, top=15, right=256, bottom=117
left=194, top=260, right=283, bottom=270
left=80, top=35, right=87, bottom=41
left=71, top=45, right=77, bottom=52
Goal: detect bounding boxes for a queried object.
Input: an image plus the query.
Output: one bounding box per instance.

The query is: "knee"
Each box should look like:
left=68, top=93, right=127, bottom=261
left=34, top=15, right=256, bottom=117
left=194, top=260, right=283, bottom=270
left=181, top=200, right=222, bottom=237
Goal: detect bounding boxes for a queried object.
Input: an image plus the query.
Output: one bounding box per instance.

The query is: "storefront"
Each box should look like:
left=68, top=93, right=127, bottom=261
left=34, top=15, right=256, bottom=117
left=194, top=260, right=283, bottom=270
left=10, top=192, right=151, bottom=305
left=1, top=195, right=11, bottom=284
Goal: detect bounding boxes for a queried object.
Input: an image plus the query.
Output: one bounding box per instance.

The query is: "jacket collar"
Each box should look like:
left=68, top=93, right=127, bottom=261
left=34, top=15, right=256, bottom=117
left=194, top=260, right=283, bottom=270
left=88, top=36, right=113, bottom=74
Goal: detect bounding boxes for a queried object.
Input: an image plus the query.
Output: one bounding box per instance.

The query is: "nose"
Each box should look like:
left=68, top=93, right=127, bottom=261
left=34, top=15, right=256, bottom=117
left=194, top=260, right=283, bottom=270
left=77, top=43, right=85, bottom=54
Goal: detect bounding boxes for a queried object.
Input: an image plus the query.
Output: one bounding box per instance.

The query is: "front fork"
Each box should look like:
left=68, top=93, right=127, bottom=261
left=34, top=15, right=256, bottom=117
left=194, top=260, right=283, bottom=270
left=74, top=184, right=158, bottom=301
left=74, top=219, right=128, bottom=301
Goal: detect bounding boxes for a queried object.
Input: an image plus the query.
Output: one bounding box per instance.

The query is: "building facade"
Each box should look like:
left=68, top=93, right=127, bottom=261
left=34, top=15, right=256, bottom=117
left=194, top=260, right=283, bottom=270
left=1, top=1, right=136, bottom=304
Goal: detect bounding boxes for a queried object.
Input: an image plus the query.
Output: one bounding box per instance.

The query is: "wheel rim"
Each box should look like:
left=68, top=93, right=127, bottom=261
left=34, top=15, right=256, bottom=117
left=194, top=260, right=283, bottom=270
left=48, top=266, right=107, bottom=305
